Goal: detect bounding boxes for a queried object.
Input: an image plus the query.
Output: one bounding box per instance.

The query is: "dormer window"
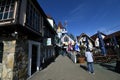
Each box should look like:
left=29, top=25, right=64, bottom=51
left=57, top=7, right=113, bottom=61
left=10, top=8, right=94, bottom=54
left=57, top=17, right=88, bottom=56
left=0, top=0, right=15, bottom=20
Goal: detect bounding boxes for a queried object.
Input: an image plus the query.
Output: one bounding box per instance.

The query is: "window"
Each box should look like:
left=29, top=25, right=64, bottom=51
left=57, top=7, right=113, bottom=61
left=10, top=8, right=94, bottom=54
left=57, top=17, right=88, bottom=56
left=3, top=12, right=8, bottom=19
left=0, top=13, right=3, bottom=19
left=9, top=11, right=13, bottom=18
left=26, top=1, right=41, bottom=32
left=0, top=0, right=15, bottom=20
left=64, top=36, right=69, bottom=42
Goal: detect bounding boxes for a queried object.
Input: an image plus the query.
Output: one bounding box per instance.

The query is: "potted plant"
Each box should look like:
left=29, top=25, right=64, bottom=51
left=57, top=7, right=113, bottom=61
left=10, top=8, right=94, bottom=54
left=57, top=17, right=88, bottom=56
left=78, top=45, right=86, bottom=63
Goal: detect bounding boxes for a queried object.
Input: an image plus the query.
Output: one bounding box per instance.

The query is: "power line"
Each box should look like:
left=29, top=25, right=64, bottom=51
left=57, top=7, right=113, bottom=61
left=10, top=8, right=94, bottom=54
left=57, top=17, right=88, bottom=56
left=102, top=25, right=120, bottom=34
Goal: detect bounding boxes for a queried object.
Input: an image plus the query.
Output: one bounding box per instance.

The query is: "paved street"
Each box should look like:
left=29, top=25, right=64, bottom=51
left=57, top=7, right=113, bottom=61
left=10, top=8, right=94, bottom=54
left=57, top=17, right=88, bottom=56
left=28, top=55, right=120, bottom=80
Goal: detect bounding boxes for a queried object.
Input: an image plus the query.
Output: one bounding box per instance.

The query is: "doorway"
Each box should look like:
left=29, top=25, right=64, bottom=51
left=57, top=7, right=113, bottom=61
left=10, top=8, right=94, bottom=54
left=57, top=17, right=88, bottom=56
left=28, top=40, right=41, bottom=76
left=31, top=45, right=37, bottom=74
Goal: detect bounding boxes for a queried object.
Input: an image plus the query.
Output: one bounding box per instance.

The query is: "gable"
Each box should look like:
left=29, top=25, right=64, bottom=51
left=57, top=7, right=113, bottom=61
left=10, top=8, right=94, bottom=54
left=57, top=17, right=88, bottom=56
left=61, top=34, right=75, bottom=45
left=77, top=33, right=94, bottom=43
left=91, top=32, right=106, bottom=40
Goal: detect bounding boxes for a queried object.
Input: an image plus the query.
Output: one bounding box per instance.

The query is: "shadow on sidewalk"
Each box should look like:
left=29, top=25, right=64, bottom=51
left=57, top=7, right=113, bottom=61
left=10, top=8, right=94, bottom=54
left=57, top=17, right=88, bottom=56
left=80, top=64, right=88, bottom=71
left=99, top=63, right=120, bottom=73
left=40, top=54, right=59, bottom=70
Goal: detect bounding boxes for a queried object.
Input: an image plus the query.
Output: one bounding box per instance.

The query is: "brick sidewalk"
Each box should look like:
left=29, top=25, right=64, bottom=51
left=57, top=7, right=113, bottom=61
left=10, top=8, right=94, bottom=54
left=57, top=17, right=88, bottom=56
left=28, top=55, right=120, bottom=80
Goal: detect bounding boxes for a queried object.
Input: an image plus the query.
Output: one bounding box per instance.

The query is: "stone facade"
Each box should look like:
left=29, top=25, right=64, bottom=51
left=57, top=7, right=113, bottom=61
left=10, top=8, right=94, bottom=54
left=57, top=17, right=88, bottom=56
left=0, top=0, right=57, bottom=80
left=13, top=39, right=28, bottom=80
left=1, top=38, right=28, bottom=80
left=2, top=40, right=16, bottom=80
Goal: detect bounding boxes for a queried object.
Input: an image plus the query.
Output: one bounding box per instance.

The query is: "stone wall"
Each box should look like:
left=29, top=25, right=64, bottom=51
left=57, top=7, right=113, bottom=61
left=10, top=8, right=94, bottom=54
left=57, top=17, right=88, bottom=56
left=2, top=40, right=16, bottom=80
left=13, top=39, right=28, bottom=80
left=1, top=39, right=28, bottom=80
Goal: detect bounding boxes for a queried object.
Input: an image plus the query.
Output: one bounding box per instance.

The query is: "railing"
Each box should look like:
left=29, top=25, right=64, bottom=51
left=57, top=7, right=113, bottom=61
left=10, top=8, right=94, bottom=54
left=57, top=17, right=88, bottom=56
left=94, top=54, right=117, bottom=63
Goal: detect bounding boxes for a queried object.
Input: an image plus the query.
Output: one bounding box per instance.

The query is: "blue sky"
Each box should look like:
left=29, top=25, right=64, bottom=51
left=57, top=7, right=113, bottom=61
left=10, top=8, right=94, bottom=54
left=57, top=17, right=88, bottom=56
left=38, top=0, right=120, bottom=36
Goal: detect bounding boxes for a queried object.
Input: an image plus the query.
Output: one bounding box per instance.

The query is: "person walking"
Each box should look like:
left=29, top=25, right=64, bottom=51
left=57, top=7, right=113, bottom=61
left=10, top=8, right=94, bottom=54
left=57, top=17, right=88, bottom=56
left=85, top=49, right=95, bottom=74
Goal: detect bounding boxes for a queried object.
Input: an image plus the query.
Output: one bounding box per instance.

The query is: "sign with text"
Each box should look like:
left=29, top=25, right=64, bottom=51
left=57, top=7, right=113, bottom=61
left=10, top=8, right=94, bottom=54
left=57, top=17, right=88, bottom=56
left=47, top=38, right=52, bottom=46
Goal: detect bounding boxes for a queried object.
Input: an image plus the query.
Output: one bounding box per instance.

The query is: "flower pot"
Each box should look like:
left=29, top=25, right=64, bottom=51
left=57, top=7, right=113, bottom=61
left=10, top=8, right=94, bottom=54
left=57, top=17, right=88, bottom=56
left=78, top=57, right=85, bottom=63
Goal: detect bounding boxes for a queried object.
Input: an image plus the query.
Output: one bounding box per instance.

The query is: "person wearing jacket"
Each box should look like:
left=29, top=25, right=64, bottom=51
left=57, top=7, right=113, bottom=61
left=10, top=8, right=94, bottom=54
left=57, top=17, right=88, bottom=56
left=85, top=49, right=95, bottom=74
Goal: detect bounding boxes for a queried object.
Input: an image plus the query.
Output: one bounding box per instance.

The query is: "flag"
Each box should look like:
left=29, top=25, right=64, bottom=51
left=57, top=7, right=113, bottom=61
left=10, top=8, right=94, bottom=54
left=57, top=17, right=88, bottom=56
left=98, top=31, right=106, bottom=56
left=75, top=43, right=80, bottom=52
left=86, top=37, right=89, bottom=50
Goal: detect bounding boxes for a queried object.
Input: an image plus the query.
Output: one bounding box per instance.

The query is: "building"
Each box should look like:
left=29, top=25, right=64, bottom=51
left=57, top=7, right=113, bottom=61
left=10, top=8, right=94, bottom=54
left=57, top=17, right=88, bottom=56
left=57, top=22, right=67, bottom=38
left=41, top=16, right=57, bottom=69
left=61, top=34, right=75, bottom=47
left=0, top=0, right=57, bottom=79
left=91, top=32, right=106, bottom=48
left=77, top=33, right=94, bottom=51
left=91, top=31, right=107, bottom=55
left=104, top=30, right=120, bottom=55
left=56, top=22, right=75, bottom=48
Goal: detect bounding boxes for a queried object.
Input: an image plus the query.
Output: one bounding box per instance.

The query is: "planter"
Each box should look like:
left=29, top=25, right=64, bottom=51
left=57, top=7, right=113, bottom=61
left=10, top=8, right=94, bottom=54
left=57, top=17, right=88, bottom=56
left=78, top=57, right=85, bottom=63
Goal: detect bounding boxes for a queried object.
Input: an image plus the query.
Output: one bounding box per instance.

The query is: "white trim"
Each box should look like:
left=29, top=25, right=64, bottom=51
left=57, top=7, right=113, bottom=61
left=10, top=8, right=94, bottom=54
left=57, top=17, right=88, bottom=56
left=28, top=40, right=41, bottom=76
left=28, top=43, right=32, bottom=76
left=37, top=45, right=40, bottom=71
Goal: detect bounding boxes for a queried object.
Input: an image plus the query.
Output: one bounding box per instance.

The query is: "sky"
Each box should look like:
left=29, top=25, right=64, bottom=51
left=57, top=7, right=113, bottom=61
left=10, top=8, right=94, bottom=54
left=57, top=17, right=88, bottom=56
left=38, top=0, right=120, bottom=37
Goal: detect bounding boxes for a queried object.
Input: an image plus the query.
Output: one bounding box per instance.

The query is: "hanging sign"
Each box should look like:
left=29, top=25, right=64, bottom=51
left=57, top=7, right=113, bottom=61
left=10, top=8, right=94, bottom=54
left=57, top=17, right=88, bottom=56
left=47, top=38, right=52, bottom=46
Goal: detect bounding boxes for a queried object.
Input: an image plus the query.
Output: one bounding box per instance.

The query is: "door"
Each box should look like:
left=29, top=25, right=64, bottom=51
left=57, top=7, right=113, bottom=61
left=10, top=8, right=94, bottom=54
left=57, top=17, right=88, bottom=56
left=31, top=45, right=37, bottom=75
left=28, top=40, right=41, bottom=76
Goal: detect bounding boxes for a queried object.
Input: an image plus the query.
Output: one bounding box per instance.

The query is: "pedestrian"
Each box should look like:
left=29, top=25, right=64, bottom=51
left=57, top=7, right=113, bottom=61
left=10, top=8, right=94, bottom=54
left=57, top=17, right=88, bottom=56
left=62, top=44, right=66, bottom=56
left=85, top=49, right=95, bottom=74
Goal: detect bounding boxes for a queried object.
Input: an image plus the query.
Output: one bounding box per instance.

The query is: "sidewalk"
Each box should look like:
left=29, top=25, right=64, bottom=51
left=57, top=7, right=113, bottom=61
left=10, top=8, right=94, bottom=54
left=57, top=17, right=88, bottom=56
left=28, top=55, right=120, bottom=80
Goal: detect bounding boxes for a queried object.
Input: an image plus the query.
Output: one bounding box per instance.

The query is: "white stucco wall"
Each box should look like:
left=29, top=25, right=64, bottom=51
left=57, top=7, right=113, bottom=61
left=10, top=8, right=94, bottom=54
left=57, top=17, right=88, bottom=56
left=47, top=18, right=54, bottom=28
left=95, top=34, right=106, bottom=47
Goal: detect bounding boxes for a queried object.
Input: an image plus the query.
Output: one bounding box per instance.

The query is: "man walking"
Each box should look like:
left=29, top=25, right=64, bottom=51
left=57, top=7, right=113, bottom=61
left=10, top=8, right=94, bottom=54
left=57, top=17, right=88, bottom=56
left=85, top=49, right=95, bottom=74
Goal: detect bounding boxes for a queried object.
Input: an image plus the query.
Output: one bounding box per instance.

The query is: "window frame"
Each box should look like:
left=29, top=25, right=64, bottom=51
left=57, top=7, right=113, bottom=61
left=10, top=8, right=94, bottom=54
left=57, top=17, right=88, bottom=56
left=26, top=0, right=42, bottom=32
left=0, top=0, right=15, bottom=21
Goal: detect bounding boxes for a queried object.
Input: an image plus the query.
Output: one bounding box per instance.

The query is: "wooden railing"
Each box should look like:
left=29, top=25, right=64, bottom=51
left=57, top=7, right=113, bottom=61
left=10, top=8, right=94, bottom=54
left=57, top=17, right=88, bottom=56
left=94, top=54, right=117, bottom=63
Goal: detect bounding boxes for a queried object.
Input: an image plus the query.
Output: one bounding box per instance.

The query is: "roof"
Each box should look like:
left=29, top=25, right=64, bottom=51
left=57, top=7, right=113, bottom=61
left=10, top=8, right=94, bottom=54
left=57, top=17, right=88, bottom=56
left=104, top=30, right=120, bottom=39
left=91, top=32, right=106, bottom=40
left=61, top=33, right=75, bottom=41
left=57, top=22, right=64, bottom=29
left=77, top=33, right=94, bottom=42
